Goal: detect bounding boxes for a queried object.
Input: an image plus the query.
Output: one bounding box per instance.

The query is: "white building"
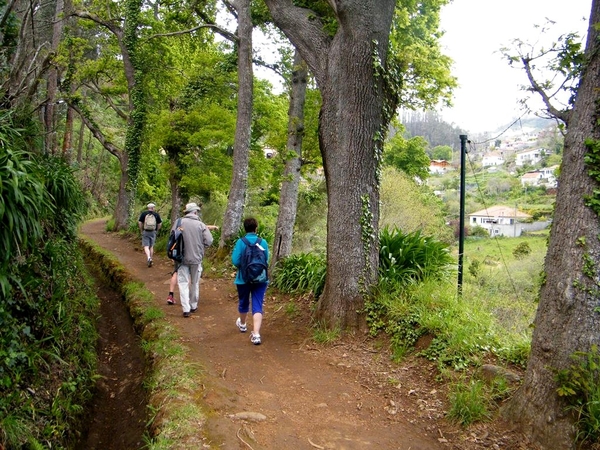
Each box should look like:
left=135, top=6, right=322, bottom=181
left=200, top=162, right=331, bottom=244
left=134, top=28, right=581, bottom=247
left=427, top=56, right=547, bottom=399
left=468, top=205, right=532, bottom=237
left=482, top=151, right=505, bottom=167
left=515, top=148, right=545, bottom=166
left=429, top=159, right=453, bottom=174
left=520, top=166, right=558, bottom=188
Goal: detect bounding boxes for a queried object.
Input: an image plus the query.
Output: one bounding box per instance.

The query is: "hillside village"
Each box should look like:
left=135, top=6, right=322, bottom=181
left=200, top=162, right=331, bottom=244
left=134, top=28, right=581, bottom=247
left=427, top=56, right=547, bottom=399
left=427, top=122, right=561, bottom=237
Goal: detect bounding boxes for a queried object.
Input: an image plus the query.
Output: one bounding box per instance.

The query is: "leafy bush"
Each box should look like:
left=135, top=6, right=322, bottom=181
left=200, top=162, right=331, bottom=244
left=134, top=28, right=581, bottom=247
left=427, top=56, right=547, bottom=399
left=555, top=346, right=600, bottom=445
left=0, top=112, right=97, bottom=448
left=379, top=226, right=455, bottom=285
left=271, top=253, right=326, bottom=298
left=512, top=242, right=532, bottom=259
left=273, top=227, right=455, bottom=301
left=469, top=225, right=490, bottom=238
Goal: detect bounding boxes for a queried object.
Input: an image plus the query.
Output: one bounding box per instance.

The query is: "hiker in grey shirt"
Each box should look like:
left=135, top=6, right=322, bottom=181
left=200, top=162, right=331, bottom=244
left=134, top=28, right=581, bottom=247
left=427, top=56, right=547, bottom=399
left=178, top=202, right=214, bottom=317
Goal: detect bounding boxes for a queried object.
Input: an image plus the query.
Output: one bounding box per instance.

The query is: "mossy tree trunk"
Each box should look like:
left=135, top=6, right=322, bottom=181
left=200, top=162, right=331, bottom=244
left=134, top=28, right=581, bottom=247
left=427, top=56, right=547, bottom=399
left=503, top=2, right=600, bottom=448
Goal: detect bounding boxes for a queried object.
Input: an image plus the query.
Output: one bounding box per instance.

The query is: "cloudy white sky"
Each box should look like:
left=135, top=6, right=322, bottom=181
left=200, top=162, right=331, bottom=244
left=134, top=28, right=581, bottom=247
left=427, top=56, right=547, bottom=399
left=439, top=0, right=591, bottom=134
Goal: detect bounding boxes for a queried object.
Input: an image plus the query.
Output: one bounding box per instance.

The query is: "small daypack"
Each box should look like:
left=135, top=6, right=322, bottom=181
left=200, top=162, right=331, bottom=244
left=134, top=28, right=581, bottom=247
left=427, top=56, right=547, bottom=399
left=167, top=218, right=184, bottom=262
left=144, top=212, right=157, bottom=231
left=240, top=237, right=268, bottom=284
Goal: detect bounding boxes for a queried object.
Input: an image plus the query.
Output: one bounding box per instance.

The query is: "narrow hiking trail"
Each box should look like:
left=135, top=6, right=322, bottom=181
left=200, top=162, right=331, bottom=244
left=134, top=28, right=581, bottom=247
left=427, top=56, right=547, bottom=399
left=81, top=219, right=526, bottom=450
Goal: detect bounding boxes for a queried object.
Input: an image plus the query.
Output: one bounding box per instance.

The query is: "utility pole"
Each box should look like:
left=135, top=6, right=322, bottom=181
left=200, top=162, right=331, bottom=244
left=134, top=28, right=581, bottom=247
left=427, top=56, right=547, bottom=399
left=458, top=135, right=468, bottom=296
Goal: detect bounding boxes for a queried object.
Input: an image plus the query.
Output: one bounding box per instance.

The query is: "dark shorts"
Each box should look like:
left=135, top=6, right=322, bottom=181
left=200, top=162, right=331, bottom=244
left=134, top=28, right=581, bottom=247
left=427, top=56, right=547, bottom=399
left=237, top=283, right=268, bottom=315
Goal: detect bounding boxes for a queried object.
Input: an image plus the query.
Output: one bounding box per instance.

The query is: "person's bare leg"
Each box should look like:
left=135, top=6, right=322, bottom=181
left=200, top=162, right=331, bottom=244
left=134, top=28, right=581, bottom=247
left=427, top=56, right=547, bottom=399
left=252, top=312, right=262, bottom=335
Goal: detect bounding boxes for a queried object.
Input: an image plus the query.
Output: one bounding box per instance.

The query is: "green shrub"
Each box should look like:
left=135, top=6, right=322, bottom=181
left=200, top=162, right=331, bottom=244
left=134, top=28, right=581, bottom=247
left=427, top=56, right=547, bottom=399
left=0, top=113, right=97, bottom=448
left=555, top=346, right=600, bottom=445
left=512, top=242, right=532, bottom=259
left=271, top=253, right=326, bottom=298
left=469, top=225, right=490, bottom=238
left=379, top=226, right=455, bottom=285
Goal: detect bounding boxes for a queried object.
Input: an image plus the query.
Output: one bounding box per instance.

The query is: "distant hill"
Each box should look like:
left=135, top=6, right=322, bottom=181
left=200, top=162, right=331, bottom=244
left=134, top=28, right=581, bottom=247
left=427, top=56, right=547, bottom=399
left=496, top=116, right=558, bottom=134
left=398, top=110, right=468, bottom=149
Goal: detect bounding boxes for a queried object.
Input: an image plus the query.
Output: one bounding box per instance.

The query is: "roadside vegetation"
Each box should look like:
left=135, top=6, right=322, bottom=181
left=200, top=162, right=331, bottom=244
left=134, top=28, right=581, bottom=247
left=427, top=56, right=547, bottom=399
left=0, top=113, right=98, bottom=448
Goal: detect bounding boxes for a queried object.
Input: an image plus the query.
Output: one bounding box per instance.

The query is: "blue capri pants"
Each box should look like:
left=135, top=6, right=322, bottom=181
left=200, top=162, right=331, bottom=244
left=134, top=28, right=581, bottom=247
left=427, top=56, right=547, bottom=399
left=237, top=282, right=268, bottom=315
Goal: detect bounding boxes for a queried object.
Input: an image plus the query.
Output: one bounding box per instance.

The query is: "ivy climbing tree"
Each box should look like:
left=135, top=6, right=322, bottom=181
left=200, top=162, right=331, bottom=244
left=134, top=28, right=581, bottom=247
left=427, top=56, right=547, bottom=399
left=262, top=0, right=454, bottom=329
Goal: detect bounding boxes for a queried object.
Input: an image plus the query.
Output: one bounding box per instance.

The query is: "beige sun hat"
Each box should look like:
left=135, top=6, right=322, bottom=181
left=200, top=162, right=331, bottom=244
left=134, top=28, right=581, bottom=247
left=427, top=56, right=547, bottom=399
left=184, top=202, right=201, bottom=213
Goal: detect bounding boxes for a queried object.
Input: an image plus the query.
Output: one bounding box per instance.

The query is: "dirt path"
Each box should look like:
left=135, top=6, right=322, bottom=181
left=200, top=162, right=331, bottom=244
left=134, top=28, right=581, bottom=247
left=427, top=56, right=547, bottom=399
left=80, top=219, right=523, bottom=450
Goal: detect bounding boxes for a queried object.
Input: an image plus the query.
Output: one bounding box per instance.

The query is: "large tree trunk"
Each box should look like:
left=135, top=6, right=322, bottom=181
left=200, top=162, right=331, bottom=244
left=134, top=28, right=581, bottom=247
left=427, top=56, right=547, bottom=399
left=265, top=0, right=395, bottom=329
left=169, top=174, right=182, bottom=224
left=44, top=0, right=64, bottom=155
left=503, top=2, right=600, bottom=448
left=70, top=1, right=145, bottom=230
left=271, top=50, right=308, bottom=270
left=114, top=152, right=131, bottom=231
left=219, top=0, right=253, bottom=248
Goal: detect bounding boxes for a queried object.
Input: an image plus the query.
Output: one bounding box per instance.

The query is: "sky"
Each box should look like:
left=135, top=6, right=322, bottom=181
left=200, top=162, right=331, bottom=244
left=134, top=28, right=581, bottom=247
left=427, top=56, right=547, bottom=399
left=439, top=0, right=591, bottom=134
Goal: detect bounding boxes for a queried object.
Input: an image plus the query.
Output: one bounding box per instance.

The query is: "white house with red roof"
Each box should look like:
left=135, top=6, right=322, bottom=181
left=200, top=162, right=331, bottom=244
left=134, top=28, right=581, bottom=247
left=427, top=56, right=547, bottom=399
left=429, top=159, right=453, bottom=174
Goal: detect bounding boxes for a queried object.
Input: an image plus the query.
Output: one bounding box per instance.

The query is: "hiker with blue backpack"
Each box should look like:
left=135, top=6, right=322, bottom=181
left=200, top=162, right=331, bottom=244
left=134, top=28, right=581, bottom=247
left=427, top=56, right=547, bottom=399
left=231, top=217, right=269, bottom=345
left=175, top=202, right=214, bottom=318
left=166, top=204, right=218, bottom=306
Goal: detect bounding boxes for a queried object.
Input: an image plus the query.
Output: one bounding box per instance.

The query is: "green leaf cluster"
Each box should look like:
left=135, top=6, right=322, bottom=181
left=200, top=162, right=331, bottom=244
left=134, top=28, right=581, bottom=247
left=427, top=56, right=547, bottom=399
left=379, top=226, right=455, bottom=285
left=555, top=346, right=600, bottom=445
left=383, top=128, right=431, bottom=181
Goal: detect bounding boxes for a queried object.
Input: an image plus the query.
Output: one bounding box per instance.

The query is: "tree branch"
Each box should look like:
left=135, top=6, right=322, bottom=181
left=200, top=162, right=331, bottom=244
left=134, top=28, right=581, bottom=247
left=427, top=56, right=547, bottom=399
left=522, top=56, right=570, bottom=125
left=263, top=0, right=331, bottom=84
left=67, top=98, right=124, bottom=161
left=82, top=80, right=129, bottom=121
left=70, top=10, right=122, bottom=37
left=145, top=23, right=236, bottom=42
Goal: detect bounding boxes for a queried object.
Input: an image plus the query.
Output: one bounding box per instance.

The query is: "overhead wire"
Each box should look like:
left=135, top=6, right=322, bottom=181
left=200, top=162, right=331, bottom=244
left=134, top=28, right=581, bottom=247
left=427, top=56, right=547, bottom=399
left=463, top=139, right=521, bottom=301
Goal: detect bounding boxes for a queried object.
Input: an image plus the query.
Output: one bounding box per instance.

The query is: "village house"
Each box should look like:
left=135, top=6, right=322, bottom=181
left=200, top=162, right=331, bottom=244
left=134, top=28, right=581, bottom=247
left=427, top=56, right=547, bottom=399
left=468, top=205, right=532, bottom=237
left=515, top=148, right=545, bottom=166
left=520, top=166, right=558, bottom=188
left=482, top=151, right=505, bottom=167
left=429, top=159, right=453, bottom=174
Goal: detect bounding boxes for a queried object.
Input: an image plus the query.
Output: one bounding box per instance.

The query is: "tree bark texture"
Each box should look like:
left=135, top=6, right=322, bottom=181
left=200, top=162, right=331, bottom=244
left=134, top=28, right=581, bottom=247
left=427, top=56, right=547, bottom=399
left=503, top=2, right=600, bottom=448
left=43, top=0, right=65, bottom=155
left=264, top=0, right=395, bottom=329
left=219, top=0, right=253, bottom=247
left=169, top=173, right=182, bottom=224
left=271, top=50, right=308, bottom=271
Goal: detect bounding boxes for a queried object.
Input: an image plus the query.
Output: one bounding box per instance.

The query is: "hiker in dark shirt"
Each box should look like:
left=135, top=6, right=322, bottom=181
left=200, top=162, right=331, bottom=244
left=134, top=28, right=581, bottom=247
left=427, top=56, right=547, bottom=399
left=138, top=203, right=162, bottom=267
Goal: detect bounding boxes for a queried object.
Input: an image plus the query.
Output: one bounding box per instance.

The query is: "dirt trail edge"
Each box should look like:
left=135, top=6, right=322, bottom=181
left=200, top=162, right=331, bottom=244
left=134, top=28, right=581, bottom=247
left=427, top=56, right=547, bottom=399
left=81, top=218, right=522, bottom=450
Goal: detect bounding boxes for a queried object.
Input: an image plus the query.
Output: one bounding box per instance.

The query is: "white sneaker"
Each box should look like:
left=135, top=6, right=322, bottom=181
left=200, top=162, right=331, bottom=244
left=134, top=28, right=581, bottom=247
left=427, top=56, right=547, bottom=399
left=236, top=317, right=247, bottom=333
left=250, top=332, right=261, bottom=345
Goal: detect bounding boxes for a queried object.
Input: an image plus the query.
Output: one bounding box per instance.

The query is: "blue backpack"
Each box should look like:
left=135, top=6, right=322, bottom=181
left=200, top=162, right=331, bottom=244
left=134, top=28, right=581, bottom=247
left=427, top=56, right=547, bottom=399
left=167, top=218, right=184, bottom=262
left=240, top=237, right=268, bottom=283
